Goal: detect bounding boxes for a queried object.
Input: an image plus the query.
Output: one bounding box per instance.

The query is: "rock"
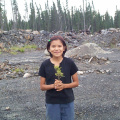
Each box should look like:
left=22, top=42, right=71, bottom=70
left=116, top=43, right=120, bottom=47
left=66, top=32, right=73, bottom=36
left=1, top=106, right=11, bottom=111
left=55, top=31, right=63, bottom=34
left=77, top=71, right=84, bottom=75
left=5, top=107, right=11, bottom=111
left=24, top=34, right=34, bottom=41
left=32, top=31, right=40, bottom=35
left=0, top=75, right=4, bottom=80
left=0, top=29, right=4, bottom=34
left=3, top=31, right=9, bottom=35
left=6, top=74, right=18, bottom=79
left=44, top=49, right=50, bottom=56
left=23, top=73, right=31, bottom=78
left=106, top=69, right=112, bottom=75
left=0, top=43, right=4, bottom=49
left=33, top=71, right=39, bottom=76
left=0, top=68, right=3, bottom=72
left=40, top=30, right=49, bottom=36
left=25, top=29, right=32, bottom=33
left=110, top=38, right=117, bottom=45
left=108, top=28, right=118, bottom=32
left=101, top=29, right=108, bottom=34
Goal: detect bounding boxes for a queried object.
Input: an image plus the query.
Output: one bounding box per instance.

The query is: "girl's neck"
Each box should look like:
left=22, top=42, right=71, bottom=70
left=50, top=56, right=63, bottom=66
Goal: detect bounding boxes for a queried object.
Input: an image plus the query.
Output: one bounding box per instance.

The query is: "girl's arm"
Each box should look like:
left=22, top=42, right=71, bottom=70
left=55, top=72, right=79, bottom=91
left=40, top=76, right=55, bottom=91
left=64, top=72, right=79, bottom=88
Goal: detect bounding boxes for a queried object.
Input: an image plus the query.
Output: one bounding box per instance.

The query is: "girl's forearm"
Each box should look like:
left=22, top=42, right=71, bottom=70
left=63, top=81, right=79, bottom=89
left=40, top=84, right=54, bottom=91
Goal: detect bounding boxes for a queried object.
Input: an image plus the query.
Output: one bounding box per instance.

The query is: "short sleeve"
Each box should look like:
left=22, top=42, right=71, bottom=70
left=70, top=60, right=78, bottom=75
left=39, top=63, right=46, bottom=78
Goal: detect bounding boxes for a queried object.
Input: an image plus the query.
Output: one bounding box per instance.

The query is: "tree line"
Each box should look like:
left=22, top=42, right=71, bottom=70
left=0, top=0, right=120, bottom=33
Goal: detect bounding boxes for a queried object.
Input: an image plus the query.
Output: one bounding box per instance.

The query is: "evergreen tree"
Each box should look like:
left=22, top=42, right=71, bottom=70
left=11, top=0, right=19, bottom=30
left=57, top=0, right=63, bottom=30
left=50, top=2, right=59, bottom=31
left=24, top=0, right=29, bottom=29
left=0, top=0, right=4, bottom=29
left=29, top=0, right=36, bottom=30
left=17, top=12, right=22, bottom=29
left=104, top=11, right=111, bottom=29
left=114, top=10, right=120, bottom=28
left=0, top=0, right=118, bottom=33
left=44, top=0, right=50, bottom=31
left=35, top=3, right=41, bottom=31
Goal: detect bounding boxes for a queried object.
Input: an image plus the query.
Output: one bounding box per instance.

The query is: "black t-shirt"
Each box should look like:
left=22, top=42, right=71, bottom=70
left=39, top=57, right=78, bottom=104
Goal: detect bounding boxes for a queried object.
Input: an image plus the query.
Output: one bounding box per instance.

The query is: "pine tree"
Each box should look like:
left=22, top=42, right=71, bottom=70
left=114, top=9, right=120, bottom=28
left=29, top=0, right=36, bottom=30
left=35, top=3, right=41, bottom=31
left=50, top=2, right=58, bottom=31
left=57, top=0, right=63, bottom=30
left=11, top=0, right=19, bottom=30
left=0, top=0, right=4, bottom=29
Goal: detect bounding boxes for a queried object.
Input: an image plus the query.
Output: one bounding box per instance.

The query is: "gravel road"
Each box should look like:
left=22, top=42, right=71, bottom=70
left=0, top=49, right=120, bottom=120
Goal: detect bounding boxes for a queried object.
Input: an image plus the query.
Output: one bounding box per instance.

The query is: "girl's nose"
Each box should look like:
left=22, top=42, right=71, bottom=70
left=55, top=47, right=58, bottom=50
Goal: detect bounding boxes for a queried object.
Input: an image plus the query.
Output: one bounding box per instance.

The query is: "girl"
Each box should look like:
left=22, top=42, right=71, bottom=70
left=39, top=36, right=79, bottom=120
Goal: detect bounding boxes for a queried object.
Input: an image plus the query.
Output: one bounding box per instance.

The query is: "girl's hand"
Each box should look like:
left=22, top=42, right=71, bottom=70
left=54, top=79, right=64, bottom=91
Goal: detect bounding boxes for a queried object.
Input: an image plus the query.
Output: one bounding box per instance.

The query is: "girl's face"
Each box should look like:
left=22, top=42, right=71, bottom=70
left=49, top=39, right=65, bottom=58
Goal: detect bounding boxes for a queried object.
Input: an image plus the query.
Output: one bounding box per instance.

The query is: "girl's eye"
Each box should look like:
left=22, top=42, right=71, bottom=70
left=51, top=45, right=56, bottom=48
left=51, top=45, right=62, bottom=48
left=58, top=45, right=62, bottom=47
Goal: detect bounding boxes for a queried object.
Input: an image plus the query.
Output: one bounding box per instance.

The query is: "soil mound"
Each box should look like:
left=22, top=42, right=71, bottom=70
left=65, top=43, right=111, bottom=57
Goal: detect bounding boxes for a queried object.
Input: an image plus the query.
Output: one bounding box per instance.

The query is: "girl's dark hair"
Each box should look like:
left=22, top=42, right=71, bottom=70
left=47, top=36, right=67, bottom=57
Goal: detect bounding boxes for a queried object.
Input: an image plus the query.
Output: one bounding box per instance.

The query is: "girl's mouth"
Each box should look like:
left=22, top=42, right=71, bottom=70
left=54, top=52, right=60, bottom=53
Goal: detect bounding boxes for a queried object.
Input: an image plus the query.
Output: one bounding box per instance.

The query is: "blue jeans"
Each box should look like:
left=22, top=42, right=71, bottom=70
left=46, top=102, right=74, bottom=120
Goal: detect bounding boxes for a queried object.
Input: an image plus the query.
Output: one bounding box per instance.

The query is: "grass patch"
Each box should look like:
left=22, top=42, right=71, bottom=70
left=10, top=44, right=37, bottom=54
left=12, top=68, right=24, bottom=73
left=24, top=44, right=37, bottom=49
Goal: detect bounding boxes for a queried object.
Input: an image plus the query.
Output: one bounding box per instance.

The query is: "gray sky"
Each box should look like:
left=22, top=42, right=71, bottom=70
left=5, top=0, right=120, bottom=20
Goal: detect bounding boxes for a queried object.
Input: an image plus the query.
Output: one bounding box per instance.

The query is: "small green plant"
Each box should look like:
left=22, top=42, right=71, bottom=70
left=10, top=46, right=25, bottom=52
left=17, top=47, right=25, bottom=52
left=10, top=51, right=17, bottom=55
left=12, top=68, right=24, bottom=73
left=54, top=66, right=64, bottom=80
left=0, top=49, right=2, bottom=54
left=24, top=44, right=37, bottom=49
left=110, top=43, right=116, bottom=48
left=10, top=46, right=20, bottom=51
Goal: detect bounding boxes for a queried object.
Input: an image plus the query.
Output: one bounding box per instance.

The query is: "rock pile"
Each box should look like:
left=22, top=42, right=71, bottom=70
left=0, top=28, right=120, bottom=51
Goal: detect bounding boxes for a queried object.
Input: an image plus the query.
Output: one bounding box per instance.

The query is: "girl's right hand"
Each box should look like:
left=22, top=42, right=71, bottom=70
left=54, top=79, right=64, bottom=91
left=54, top=79, right=62, bottom=88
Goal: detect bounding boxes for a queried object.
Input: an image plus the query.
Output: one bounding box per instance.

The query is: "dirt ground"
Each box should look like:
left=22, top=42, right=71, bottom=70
left=0, top=48, right=120, bottom=120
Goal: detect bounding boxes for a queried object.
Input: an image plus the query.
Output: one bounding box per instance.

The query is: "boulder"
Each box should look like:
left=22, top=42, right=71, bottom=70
left=25, top=29, right=32, bottom=33
left=32, top=31, right=40, bottom=35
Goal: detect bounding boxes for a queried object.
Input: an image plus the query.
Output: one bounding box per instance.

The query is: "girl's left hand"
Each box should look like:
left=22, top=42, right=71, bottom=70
left=54, top=79, right=64, bottom=91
